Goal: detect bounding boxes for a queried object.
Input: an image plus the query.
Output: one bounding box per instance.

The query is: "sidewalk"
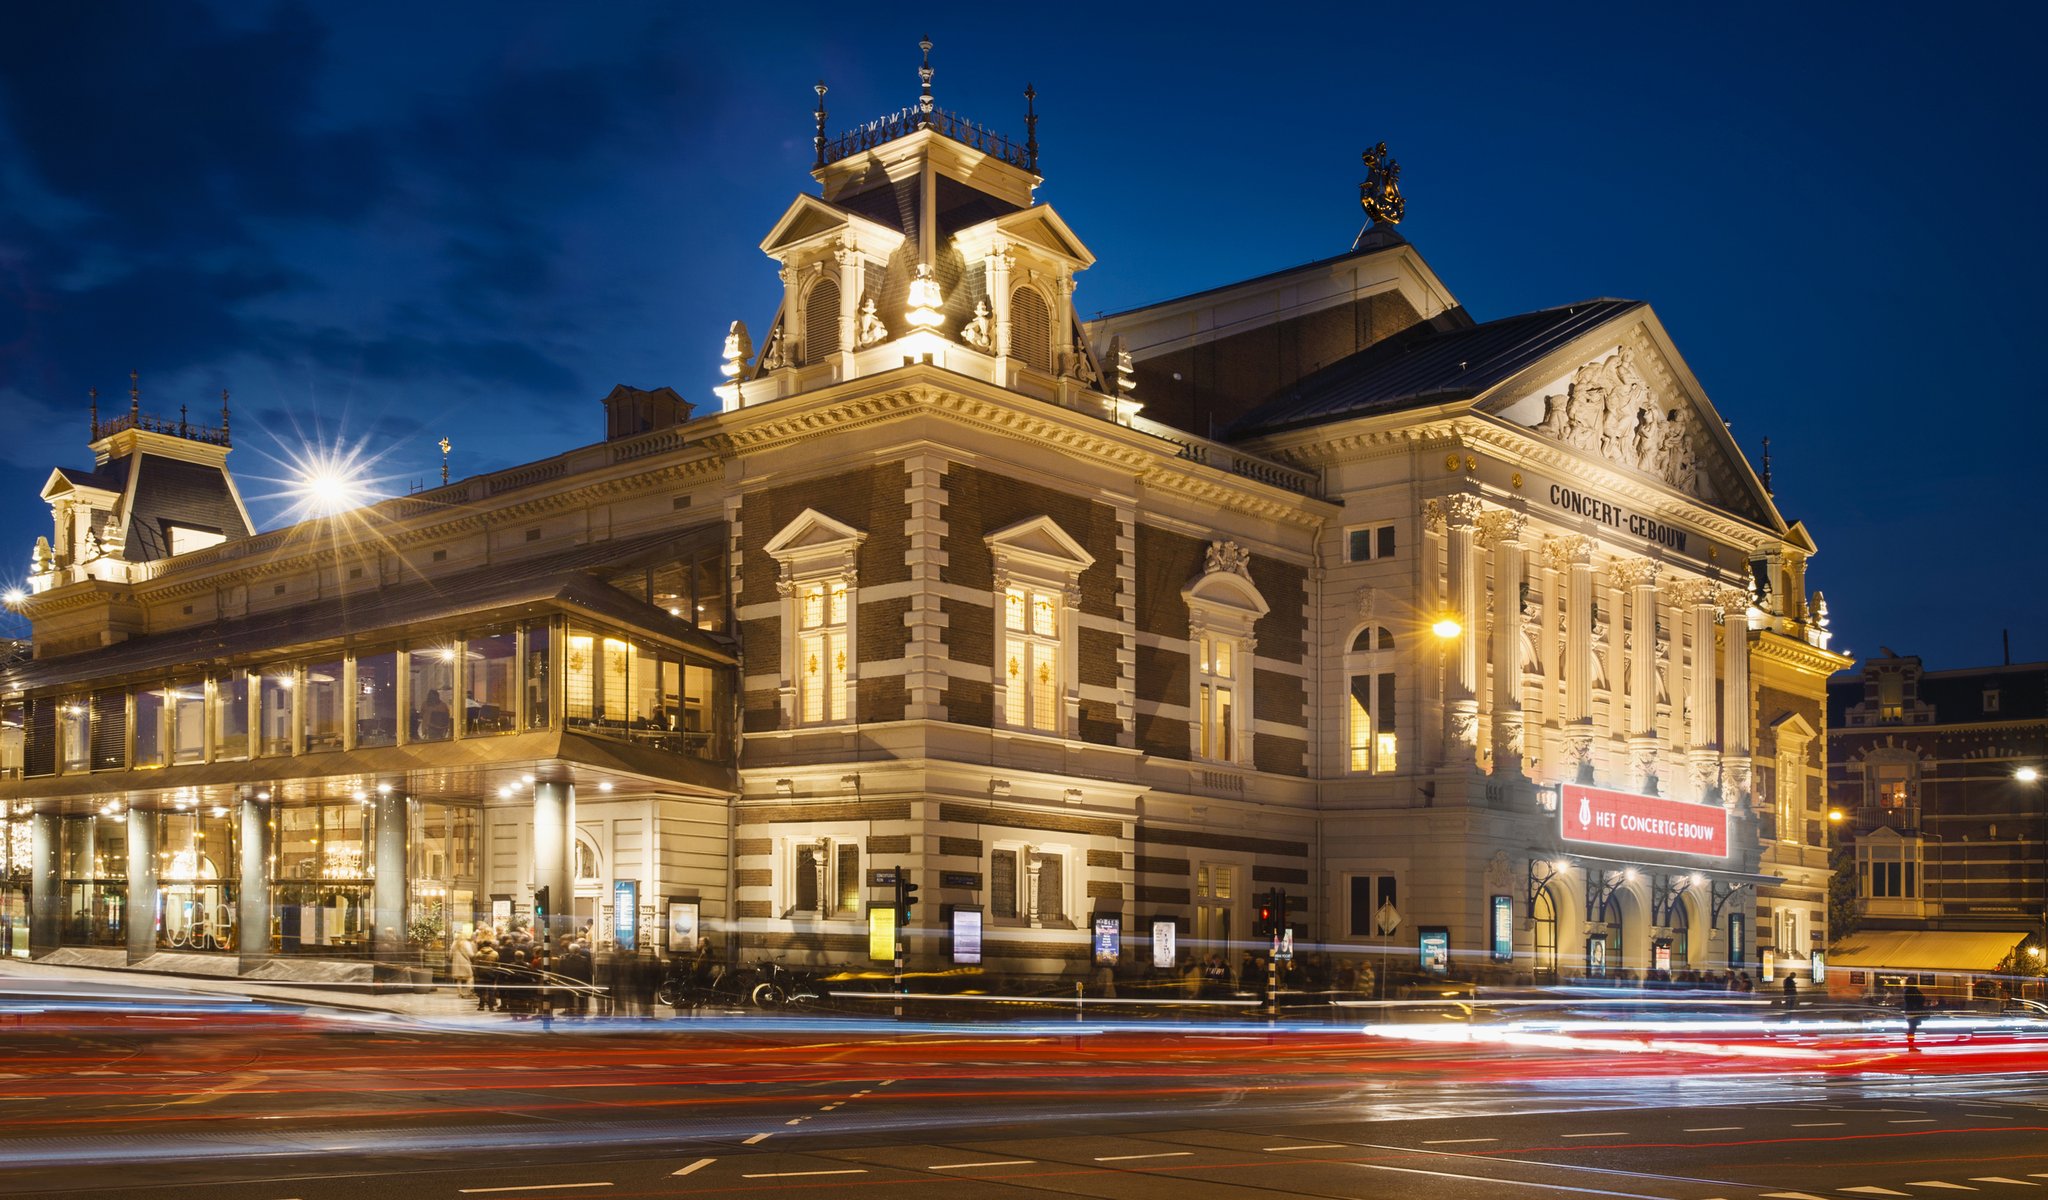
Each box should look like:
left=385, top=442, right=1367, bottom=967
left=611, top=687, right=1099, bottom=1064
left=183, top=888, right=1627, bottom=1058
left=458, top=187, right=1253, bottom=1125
left=0, top=955, right=478, bottom=1019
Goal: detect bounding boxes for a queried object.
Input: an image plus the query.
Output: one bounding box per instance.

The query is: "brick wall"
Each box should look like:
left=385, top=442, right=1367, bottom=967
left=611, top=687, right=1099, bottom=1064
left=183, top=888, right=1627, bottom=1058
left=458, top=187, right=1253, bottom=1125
left=943, top=465, right=1119, bottom=618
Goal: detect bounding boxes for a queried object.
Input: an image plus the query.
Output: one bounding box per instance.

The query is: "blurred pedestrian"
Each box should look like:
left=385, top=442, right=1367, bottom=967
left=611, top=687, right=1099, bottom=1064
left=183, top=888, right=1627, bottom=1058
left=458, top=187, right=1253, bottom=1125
left=1903, top=982, right=1926, bottom=1046
left=560, top=939, right=594, bottom=1016
left=593, top=940, right=619, bottom=1017
left=473, top=937, right=500, bottom=1012
left=1782, top=974, right=1797, bottom=1010
left=450, top=932, right=475, bottom=999
left=633, top=949, right=661, bottom=1016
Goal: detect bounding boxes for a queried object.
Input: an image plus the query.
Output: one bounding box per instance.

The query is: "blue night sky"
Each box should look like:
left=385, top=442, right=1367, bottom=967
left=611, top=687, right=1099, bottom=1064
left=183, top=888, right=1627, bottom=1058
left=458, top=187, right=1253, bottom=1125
left=1, top=3, right=2042, bottom=668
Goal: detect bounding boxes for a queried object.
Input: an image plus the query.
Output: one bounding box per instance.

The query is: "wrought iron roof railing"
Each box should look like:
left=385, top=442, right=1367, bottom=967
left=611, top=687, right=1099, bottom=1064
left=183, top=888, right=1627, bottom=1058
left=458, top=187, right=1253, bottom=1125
left=92, top=410, right=231, bottom=447
left=817, top=105, right=1037, bottom=172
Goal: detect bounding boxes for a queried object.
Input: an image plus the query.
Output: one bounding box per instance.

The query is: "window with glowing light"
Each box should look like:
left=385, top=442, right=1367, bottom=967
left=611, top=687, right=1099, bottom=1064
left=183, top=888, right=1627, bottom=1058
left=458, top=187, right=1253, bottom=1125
left=1002, top=585, right=1061, bottom=733
left=59, top=695, right=91, bottom=773
left=464, top=628, right=517, bottom=735
left=169, top=679, right=206, bottom=765
left=303, top=660, right=343, bottom=751
left=90, top=689, right=127, bottom=771
left=156, top=806, right=237, bottom=952
left=524, top=620, right=551, bottom=730
left=408, top=646, right=456, bottom=742
left=409, top=801, right=480, bottom=945
left=352, top=653, right=398, bottom=748
left=1347, top=627, right=1398, bottom=774
left=60, top=813, right=126, bottom=948
left=213, top=673, right=250, bottom=760
left=798, top=580, right=850, bottom=724
left=271, top=802, right=375, bottom=957
left=259, top=669, right=294, bottom=756
left=1196, top=634, right=1239, bottom=763
left=132, top=687, right=165, bottom=768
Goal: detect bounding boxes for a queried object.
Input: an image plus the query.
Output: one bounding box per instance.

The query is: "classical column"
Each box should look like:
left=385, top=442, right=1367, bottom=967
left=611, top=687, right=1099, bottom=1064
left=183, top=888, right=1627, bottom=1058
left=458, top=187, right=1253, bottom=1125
left=1619, top=562, right=1661, bottom=792
left=1553, top=536, right=1597, bottom=781
left=1442, top=495, right=1482, bottom=764
left=1478, top=509, right=1528, bottom=774
left=834, top=238, right=861, bottom=370
left=1671, top=578, right=1722, bottom=803
left=986, top=242, right=1013, bottom=360
left=532, top=779, right=575, bottom=947
left=1720, top=585, right=1755, bottom=807
left=372, top=790, right=408, bottom=962
left=126, top=806, right=156, bottom=964
left=28, top=810, right=58, bottom=958
left=238, top=792, right=271, bottom=973
left=1532, top=542, right=1560, bottom=770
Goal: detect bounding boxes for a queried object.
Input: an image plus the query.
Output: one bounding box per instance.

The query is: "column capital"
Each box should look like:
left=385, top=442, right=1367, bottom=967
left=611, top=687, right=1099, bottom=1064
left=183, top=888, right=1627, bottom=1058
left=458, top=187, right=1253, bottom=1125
left=1605, top=558, right=1659, bottom=589
left=1443, top=493, right=1484, bottom=530
left=1666, top=575, right=1720, bottom=607
left=1473, top=507, right=1528, bottom=549
left=1542, top=534, right=1596, bottom=571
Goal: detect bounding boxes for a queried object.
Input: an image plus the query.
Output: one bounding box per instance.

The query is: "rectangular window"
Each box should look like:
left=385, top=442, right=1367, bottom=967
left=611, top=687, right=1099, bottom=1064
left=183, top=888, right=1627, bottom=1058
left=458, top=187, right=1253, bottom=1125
left=1003, top=586, right=1061, bottom=733
left=24, top=698, right=56, bottom=777
left=1348, top=672, right=1397, bottom=773
left=1347, top=874, right=1398, bottom=938
left=131, top=688, right=164, bottom=768
left=214, top=673, right=250, bottom=760
left=794, top=843, right=821, bottom=913
left=303, top=661, right=342, bottom=750
left=90, top=689, right=127, bottom=770
left=409, top=645, right=457, bottom=742
left=798, top=580, right=848, bottom=724
left=259, top=669, right=295, bottom=757
left=836, top=843, right=861, bottom=916
left=353, top=653, right=398, bottom=748
left=1347, top=524, right=1397, bottom=562
left=1876, top=672, right=1903, bottom=721
left=1036, top=853, right=1064, bottom=922
left=169, top=680, right=205, bottom=764
left=1197, top=635, right=1238, bottom=762
left=1871, top=763, right=1911, bottom=810
left=465, top=628, right=517, bottom=735
left=991, top=850, right=1019, bottom=920
left=525, top=621, right=551, bottom=730
left=1983, top=689, right=2001, bottom=714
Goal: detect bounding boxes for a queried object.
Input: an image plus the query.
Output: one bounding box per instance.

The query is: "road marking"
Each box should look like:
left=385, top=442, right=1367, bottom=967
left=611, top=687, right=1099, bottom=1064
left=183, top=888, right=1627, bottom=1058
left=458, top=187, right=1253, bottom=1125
left=1265, top=1143, right=1349, bottom=1151
left=1683, top=1126, right=1743, bottom=1132
left=1349, top=1159, right=1671, bottom=1198
left=1560, top=1131, right=1628, bottom=1138
left=1840, top=1189, right=1912, bottom=1197
left=1907, top=1184, right=1979, bottom=1191
left=930, top=1160, right=1035, bottom=1170
left=740, top=1169, right=867, bottom=1179
left=672, top=1159, right=715, bottom=1177
left=1791, top=1122, right=1845, bottom=1128
left=784, top=1118, right=806, bottom=1125
left=462, top=1179, right=614, bottom=1187
left=879, top=1079, right=897, bottom=1085
left=1889, top=1118, right=1938, bottom=1124
left=819, top=1105, right=839, bottom=1111
left=1972, top=1181, right=2038, bottom=1187
left=1760, top=1193, right=1833, bottom=1200
left=742, top=1133, right=771, bottom=1145
left=1423, top=1138, right=1499, bottom=1145
left=1095, top=1151, right=1194, bottom=1162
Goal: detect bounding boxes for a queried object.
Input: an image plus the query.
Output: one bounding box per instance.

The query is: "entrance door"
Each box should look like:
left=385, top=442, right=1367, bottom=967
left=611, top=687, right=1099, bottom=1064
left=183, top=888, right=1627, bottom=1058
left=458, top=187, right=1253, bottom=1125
left=1194, top=864, right=1235, bottom=950
left=0, top=885, right=26, bottom=958
left=1531, top=886, right=1558, bottom=983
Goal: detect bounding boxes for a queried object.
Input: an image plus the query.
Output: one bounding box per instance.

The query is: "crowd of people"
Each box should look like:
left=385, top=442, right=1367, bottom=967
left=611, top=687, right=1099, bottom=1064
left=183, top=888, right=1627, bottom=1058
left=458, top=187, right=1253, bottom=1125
left=447, top=923, right=669, bottom=1018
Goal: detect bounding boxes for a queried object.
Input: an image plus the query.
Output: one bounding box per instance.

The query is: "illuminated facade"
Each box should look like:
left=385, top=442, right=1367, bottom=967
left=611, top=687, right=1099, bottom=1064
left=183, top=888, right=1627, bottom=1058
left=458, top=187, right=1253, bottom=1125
left=1, top=48, right=1847, bottom=985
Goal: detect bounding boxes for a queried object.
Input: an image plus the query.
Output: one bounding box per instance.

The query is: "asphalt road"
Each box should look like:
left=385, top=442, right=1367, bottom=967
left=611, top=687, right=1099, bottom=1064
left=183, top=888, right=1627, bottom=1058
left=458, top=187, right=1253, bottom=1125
left=3, top=1002, right=2046, bottom=1200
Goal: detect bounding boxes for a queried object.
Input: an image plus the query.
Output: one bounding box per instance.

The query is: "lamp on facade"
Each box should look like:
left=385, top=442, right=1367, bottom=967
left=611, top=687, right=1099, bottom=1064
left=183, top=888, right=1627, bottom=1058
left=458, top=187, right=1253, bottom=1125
left=1431, top=615, right=1462, bottom=640
left=2016, top=766, right=2046, bottom=983
left=906, top=263, right=944, bottom=329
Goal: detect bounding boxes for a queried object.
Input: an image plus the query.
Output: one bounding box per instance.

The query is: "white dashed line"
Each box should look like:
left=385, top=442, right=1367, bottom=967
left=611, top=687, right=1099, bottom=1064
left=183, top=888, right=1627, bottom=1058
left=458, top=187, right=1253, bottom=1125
left=930, top=1160, right=1035, bottom=1170
left=740, top=1169, right=867, bottom=1179
left=1792, top=1122, right=1845, bottom=1128
left=1422, top=1138, right=1499, bottom=1145
left=741, top=1133, right=771, bottom=1145
left=1839, top=1188, right=1911, bottom=1197
left=784, top=1118, right=806, bottom=1126
left=1684, top=1126, right=1743, bottom=1132
left=1906, top=1184, right=1980, bottom=1191
left=1560, top=1131, right=1627, bottom=1138
left=671, top=1159, right=714, bottom=1177
left=1095, top=1151, right=1194, bottom=1162
left=1889, top=1118, right=1938, bottom=1123
left=1265, top=1143, right=1348, bottom=1151
left=1971, top=1181, right=2038, bottom=1188
left=459, top=1187, right=612, bottom=1195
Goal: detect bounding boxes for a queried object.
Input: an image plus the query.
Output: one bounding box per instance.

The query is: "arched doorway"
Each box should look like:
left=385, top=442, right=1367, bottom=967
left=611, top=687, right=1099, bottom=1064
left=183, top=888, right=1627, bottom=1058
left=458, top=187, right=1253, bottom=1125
left=1532, top=885, right=1559, bottom=983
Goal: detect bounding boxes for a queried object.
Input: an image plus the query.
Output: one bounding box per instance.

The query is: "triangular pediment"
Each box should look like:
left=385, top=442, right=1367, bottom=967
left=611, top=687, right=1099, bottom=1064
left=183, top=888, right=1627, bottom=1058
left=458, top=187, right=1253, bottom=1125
left=1479, top=306, right=1779, bottom=529
left=1769, top=710, right=1818, bottom=743
left=762, top=508, right=867, bottom=560
left=985, top=514, right=1095, bottom=575
left=956, top=204, right=1095, bottom=270
left=759, top=194, right=904, bottom=258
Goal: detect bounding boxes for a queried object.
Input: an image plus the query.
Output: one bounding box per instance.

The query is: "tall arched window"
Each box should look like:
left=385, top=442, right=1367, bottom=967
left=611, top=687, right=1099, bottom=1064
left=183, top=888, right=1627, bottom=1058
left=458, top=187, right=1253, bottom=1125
left=804, top=277, right=841, bottom=363
left=1347, top=625, right=1397, bottom=773
left=1010, top=286, right=1052, bottom=372
left=1532, top=885, right=1558, bottom=983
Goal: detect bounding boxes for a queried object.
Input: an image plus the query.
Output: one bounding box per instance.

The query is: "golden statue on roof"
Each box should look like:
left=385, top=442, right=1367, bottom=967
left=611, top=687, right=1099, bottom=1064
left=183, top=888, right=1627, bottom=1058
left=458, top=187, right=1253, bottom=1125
left=1360, top=142, right=1405, bottom=226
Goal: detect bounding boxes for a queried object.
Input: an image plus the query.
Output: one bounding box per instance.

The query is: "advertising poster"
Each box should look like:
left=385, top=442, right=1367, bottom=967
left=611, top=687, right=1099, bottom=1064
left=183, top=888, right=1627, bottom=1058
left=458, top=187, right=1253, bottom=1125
left=666, top=900, right=699, bottom=952
left=1728, top=913, right=1746, bottom=968
left=1419, top=927, right=1449, bottom=975
left=1586, top=933, right=1608, bottom=977
left=1151, top=919, right=1176, bottom=969
left=951, top=907, right=983, bottom=965
left=1490, top=895, right=1513, bottom=962
left=611, top=880, right=638, bottom=951
left=1560, top=783, right=1729, bottom=859
left=1653, top=941, right=1672, bottom=972
left=867, top=907, right=897, bottom=962
left=490, top=899, right=512, bottom=934
left=1810, top=949, right=1826, bottom=984
left=1092, top=914, right=1121, bottom=966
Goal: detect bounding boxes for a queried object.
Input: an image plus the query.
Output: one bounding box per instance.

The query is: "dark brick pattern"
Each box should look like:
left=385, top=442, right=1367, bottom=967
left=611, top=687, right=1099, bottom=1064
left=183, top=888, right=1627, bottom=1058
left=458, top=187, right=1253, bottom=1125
left=938, top=837, right=984, bottom=858
left=1086, top=849, right=1123, bottom=868
left=937, top=802, right=1121, bottom=838
left=866, top=834, right=912, bottom=854
left=1133, top=855, right=1189, bottom=876
left=1138, top=826, right=1308, bottom=857
left=739, top=800, right=914, bottom=825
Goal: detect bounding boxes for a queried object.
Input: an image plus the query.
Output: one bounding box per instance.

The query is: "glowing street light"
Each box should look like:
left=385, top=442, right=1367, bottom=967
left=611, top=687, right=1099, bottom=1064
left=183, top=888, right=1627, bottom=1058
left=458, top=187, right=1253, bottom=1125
left=1431, top=615, right=1463, bottom=640
left=289, top=452, right=372, bottom=518
left=2017, top=766, right=2040, bottom=784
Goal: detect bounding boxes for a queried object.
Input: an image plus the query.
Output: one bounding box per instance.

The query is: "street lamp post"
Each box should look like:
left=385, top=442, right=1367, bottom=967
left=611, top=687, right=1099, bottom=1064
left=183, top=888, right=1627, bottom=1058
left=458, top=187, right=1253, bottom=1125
left=2018, top=767, right=2045, bottom=995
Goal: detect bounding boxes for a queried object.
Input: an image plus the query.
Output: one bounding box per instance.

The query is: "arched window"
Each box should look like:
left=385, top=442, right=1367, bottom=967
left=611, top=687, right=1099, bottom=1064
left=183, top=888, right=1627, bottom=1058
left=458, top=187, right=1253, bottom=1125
left=1532, top=886, right=1558, bottom=983
left=1010, top=286, right=1052, bottom=372
left=1347, top=626, right=1397, bottom=773
left=804, top=277, right=841, bottom=363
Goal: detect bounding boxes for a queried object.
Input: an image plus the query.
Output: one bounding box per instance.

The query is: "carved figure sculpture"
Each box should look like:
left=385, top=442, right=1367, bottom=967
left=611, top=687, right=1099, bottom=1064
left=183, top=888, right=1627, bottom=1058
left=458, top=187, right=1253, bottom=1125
left=1523, top=349, right=1717, bottom=498
left=960, top=298, right=994, bottom=351
left=31, top=536, right=53, bottom=575
left=80, top=528, right=102, bottom=561
left=856, top=297, right=887, bottom=347
left=760, top=328, right=789, bottom=370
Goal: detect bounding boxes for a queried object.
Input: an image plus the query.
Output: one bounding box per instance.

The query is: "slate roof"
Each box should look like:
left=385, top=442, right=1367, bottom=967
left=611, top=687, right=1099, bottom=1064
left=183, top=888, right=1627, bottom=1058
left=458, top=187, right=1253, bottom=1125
left=50, top=466, right=125, bottom=493
left=120, top=453, right=255, bottom=561
left=1225, top=298, right=1645, bottom=439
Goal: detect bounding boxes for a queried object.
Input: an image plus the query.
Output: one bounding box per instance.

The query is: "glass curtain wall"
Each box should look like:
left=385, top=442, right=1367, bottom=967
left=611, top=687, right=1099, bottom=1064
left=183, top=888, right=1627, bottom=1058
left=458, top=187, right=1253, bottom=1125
left=409, top=645, right=457, bottom=742
left=525, top=621, right=551, bottom=729
left=271, top=803, right=375, bottom=956
left=156, top=807, right=237, bottom=951
left=566, top=623, right=726, bottom=759
left=408, top=802, right=479, bottom=952
left=259, top=669, right=294, bottom=756
left=60, top=813, right=126, bottom=947
left=169, top=680, right=205, bottom=765
left=59, top=697, right=90, bottom=773
left=355, top=651, right=398, bottom=747
left=215, top=673, right=251, bottom=760
left=464, top=629, right=516, bottom=734
left=303, top=660, right=343, bottom=750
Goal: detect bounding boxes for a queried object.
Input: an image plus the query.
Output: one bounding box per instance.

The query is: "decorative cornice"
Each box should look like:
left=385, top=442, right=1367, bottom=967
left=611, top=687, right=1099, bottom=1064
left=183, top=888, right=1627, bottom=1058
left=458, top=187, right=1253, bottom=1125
left=1748, top=629, right=1855, bottom=678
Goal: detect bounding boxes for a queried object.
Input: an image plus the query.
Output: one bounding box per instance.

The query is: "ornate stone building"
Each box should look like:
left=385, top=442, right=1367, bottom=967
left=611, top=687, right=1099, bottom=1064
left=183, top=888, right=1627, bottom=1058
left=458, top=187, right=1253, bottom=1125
left=0, top=48, right=1847, bottom=986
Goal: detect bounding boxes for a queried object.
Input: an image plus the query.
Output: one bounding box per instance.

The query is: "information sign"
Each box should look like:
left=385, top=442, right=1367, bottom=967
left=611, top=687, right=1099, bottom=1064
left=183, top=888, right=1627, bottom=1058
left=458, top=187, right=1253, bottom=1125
left=666, top=900, right=699, bottom=952
left=1490, top=895, right=1513, bottom=963
left=1277, top=928, right=1295, bottom=961
left=1419, top=927, right=1449, bottom=975
left=1092, top=914, right=1121, bottom=966
left=1376, top=900, right=1401, bottom=936
left=867, top=908, right=897, bottom=962
left=611, top=880, right=638, bottom=951
left=951, top=907, right=983, bottom=965
left=1151, top=919, right=1176, bottom=969
left=1810, top=950, right=1826, bottom=985
left=1587, top=932, right=1609, bottom=978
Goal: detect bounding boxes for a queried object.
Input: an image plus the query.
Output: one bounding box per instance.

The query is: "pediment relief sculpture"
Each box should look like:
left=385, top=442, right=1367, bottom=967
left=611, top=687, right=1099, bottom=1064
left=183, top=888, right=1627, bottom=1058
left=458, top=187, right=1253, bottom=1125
left=1526, top=348, right=1714, bottom=501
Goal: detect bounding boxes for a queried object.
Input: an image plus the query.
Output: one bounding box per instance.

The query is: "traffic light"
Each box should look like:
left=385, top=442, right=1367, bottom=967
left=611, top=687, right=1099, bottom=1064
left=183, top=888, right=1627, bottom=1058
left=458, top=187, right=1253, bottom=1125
left=1271, top=888, right=1288, bottom=936
left=1255, top=892, right=1277, bottom=938
left=533, top=884, right=551, bottom=932
left=895, top=871, right=920, bottom=924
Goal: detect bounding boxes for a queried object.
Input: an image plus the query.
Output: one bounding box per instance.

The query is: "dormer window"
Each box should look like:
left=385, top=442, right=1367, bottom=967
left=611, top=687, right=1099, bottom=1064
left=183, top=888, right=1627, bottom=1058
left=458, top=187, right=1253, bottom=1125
left=1010, top=285, right=1053, bottom=372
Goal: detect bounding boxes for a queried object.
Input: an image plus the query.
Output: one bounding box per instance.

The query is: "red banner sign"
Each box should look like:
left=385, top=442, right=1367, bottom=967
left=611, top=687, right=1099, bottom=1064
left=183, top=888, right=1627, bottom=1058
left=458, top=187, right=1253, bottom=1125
left=1560, top=784, right=1728, bottom=859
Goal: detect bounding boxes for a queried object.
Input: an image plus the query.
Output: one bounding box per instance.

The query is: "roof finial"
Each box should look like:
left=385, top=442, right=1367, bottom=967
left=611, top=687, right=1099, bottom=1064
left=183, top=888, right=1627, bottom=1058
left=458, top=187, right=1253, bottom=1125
left=129, top=369, right=140, bottom=420
left=813, top=80, right=828, bottom=168
left=917, top=35, right=934, bottom=121
left=1024, top=84, right=1038, bottom=171
left=221, top=388, right=231, bottom=443
left=179, top=403, right=189, bottom=437
left=1760, top=436, right=1773, bottom=495
left=89, top=387, right=99, bottom=440
left=1359, top=143, right=1405, bottom=227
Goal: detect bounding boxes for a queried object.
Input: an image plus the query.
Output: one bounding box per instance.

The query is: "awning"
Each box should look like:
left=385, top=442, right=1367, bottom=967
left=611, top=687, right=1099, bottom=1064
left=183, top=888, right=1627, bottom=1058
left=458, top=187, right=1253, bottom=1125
left=1828, top=929, right=2031, bottom=973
